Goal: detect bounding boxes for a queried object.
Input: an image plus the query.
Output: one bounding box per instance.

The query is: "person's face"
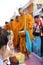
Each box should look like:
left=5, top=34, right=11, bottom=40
left=34, top=18, right=38, bottom=23
left=5, top=23, right=8, bottom=26
left=16, top=18, right=19, bottom=22
left=19, top=8, right=24, bottom=15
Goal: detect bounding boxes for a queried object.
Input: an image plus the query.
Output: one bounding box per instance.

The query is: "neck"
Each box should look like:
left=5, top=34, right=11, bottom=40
left=21, top=13, right=24, bottom=16
left=0, top=50, right=3, bottom=57
left=16, top=20, right=19, bottom=22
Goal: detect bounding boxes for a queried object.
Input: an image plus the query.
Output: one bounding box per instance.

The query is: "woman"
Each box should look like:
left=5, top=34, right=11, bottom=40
left=0, top=35, right=8, bottom=65
left=32, top=15, right=41, bottom=56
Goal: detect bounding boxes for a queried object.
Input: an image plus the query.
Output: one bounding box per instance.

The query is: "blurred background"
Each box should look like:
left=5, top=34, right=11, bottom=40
left=0, top=0, right=29, bottom=26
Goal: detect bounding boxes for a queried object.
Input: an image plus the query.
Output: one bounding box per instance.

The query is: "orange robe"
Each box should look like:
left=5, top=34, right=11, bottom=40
left=12, top=20, right=20, bottom=47
left=4, top=20, right=20, bottom=48
left=19, top=14, right=34, bottom=53
left=19, top=14, right=34, bottom=41
left=26, top=14, right=34, bottom=41
left=4, top=23, right=12, bottom=31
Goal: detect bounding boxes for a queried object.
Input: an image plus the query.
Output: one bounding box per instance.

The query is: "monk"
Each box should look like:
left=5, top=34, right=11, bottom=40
left=12, top=16, right=20, bottom=48
left=4, top=22, right=12, bottom=31
left=18, top=8, right=34, bottom=56
left=18, top=8, right=34, bottom=41
left=4, top=19, right=20, bottom=48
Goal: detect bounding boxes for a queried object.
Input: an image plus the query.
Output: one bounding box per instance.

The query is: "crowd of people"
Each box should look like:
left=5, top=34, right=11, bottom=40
left=0, top=7, right=43, bottom=65
left=33, top=14, right=43, bottom=57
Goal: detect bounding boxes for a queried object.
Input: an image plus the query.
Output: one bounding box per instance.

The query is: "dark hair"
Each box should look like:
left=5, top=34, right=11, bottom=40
left=0, top=35, right=7, bottom=49
left=0, top=27, right=2, bottom=30
left=18, top=8, right=22, bottom=11
left=41, top=27, right=43, bottom=33
left=2, top=29, right=10, bottom=44
left=5, top=22, right=8, bottom=24
left=34, top=15, right=39, bottom=19
left=16, top=16, right=19, bottom=19
left=41, top=16, right=43, bottom=18
left=10, top=19, right=13, bottom=21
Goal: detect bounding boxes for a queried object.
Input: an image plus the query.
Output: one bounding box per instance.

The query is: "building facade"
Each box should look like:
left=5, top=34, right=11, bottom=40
left=23, top=0, right=43, bottom=15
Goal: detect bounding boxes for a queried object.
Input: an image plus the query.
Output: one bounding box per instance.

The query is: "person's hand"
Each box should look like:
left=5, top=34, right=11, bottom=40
left=9, top=56, right=18, bottom=63
left=3, top=59, right=8, bottom=64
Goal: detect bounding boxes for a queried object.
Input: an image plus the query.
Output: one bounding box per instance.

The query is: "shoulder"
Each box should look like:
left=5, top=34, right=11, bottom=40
left=12, top=20, right=16, bottom=24
left=26, top=14, right=32, bottom=17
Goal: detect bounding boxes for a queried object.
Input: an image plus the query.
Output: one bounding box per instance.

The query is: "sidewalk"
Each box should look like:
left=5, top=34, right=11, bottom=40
left=25, top=53, right=43, bottom=65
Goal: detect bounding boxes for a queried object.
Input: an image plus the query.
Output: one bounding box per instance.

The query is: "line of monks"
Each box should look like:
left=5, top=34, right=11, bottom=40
left=4, top=8, right=34, bottom=56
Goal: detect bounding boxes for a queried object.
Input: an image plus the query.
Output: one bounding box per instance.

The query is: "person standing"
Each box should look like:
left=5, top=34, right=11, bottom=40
left=18, top=8, right=34, bottom=56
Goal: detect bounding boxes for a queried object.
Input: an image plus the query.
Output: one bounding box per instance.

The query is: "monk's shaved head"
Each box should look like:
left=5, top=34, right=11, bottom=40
left=18, top=8, right=24, bottom=15
left=16, top=16, right=19, bottom=19
left=5, top=22, right=8, bottom=24
left=10, top=19, right=13, bottom=22
left=15, top=16, right=19, bottom=22
left=18, top=8, right=22, bottom=11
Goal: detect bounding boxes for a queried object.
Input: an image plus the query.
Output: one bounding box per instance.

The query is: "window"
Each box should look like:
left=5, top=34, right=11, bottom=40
left=37, top=4, right=42, bottom=9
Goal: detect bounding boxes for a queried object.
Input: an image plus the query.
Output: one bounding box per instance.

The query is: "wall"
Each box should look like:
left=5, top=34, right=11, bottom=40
left=33, top=0, right=43, bottom=12
left=27, top=3, right=33, bottom=13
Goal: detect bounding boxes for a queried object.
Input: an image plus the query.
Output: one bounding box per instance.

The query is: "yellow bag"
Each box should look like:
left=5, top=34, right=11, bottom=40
left=14, top=52, right=25, bottom=64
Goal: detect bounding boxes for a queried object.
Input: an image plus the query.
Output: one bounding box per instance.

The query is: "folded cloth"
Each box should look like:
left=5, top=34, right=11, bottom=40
left=26, top=30, right=32, bottom=52
left=12, top=52, right=25, bottom=64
